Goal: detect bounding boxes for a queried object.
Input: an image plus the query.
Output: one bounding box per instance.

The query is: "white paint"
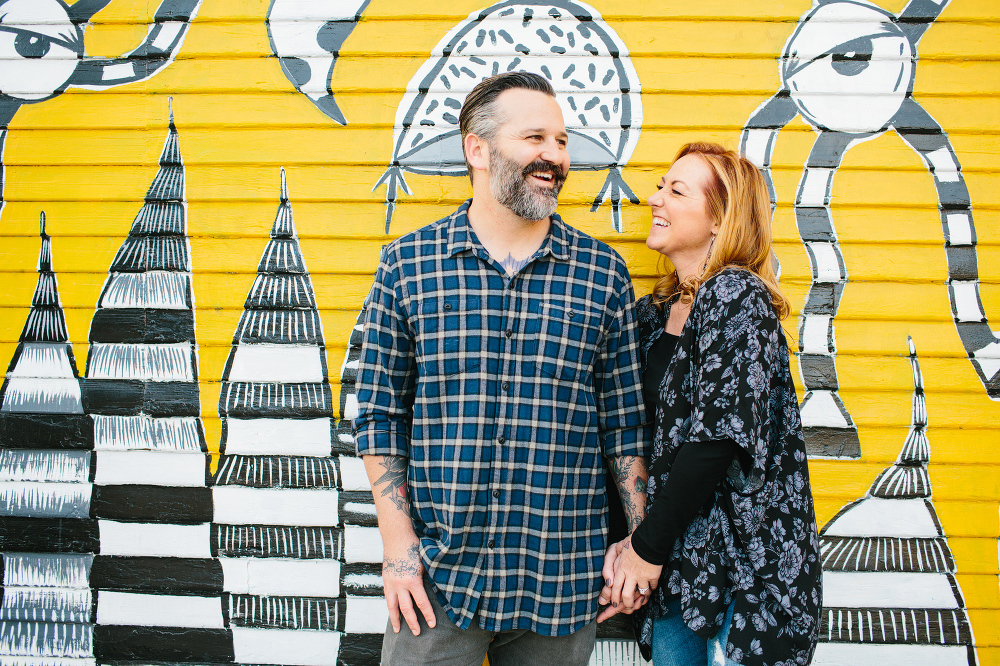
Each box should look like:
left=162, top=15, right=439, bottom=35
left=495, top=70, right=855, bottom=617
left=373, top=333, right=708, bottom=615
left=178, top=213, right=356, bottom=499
left=0, top=620, right=94, bottom=657
left=93, top=415, right=203, bottom=452
left=337, top=432, right=354, bottom=447
left=823, top=571, right=958, bottom=608
left=0, top=482, right=90, bottom=518
left=950, top=281, right=986, bottom=323
left=0, top=450, right=89, bottom=483
left=343, top=502, right=376, bottom=517
left=824, top=498, right=940, bottom=538
left=98, top=521, right=211, bottom=558
left=224, top=418, right=331, bottom=456
left=343, top=573, right=383, bottom=589
left=338, top=456, right=370, bottom=491
left=0, top=378, right=83, bottom=414
left=342, top=393, right=359, bottom=420
left=94, top=451, right=207, bottom=487
left=344, top=525, right=384, bottom=563
left=740, top=129, right=775, bottom=169
left=344, top=597, right=388, bottom=633
left=973, top=341, right=1000, bottom=381
left=797, top=168, right=834, bottom=207
left=213, top=487, right=338, bottom=526
left=227, top=344, right=324, bottom=383
left=269, top=0, right=366, bottom=22
left=231, top=626, right=340, bottom=666
left=87, top=343, right=194, bottom=381
left=799, top=390, right=849, bottom=429
left=0, top=659, right=94, bottom=666
left=945, top=213, right=973, bottom=246
left=100, top=271, right=190, bottom=309
left=3, top=554, right=91, bottom=588
left=8, top=344, right=77, bottom=379
left=926, top=147, right=960, bottom=182
left=102, top=62, right=138, bottom=81
left=801, top=315, right=832, bottom=356
left=96, top=591, right=224, bottom=628
left=220, top=557, right=340, bottom=597
left=150, top=22, right=185, bottom=52
left=589, top=639, right=646, bottom=665
left=812, top=642, right=970, bottom=665
left=806, top=242, right=843, bottom=283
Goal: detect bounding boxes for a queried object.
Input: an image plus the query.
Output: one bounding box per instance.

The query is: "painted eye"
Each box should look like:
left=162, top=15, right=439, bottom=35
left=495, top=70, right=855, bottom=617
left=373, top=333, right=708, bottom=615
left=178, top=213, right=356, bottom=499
left=830, top=37, right=873, bottom=77
left=0, top=28, right=80, bottom=101
left=14, top=32, right=51, bottom=59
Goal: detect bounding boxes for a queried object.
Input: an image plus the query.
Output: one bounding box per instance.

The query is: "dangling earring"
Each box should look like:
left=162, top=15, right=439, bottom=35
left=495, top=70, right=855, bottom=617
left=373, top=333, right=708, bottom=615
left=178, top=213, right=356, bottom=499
left=702, top=234, right=716, bottom=274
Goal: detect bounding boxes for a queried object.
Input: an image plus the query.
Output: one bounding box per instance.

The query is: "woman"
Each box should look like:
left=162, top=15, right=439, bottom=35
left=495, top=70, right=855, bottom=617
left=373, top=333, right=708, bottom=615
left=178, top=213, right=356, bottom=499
left=598, top=143, right=822, bottom=665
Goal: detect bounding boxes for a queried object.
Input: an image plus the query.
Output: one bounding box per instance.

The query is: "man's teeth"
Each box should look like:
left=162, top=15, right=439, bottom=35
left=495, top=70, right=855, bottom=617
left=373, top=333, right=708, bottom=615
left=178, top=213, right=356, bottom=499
left=531, top=172, right=553, bottom=181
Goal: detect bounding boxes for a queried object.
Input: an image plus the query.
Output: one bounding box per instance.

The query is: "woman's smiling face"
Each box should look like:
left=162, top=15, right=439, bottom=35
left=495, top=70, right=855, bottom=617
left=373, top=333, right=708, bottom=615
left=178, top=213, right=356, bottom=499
left=645, top=153, right=719, bottom=266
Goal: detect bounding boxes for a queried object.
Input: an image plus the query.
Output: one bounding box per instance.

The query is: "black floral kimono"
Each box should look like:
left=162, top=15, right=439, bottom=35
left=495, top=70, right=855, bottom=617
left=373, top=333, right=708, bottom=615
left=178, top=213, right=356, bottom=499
left=634, top=269, right=822, bottom=665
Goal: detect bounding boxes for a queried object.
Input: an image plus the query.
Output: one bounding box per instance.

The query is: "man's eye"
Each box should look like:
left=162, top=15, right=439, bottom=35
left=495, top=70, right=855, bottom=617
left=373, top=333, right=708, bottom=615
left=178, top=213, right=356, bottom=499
left=672, top=189, right=682, bottom=196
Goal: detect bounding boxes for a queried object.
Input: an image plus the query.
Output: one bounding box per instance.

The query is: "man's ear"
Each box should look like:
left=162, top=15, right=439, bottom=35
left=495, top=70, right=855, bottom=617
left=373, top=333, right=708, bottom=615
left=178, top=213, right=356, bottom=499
left=465, top=133, right=490, bottom=173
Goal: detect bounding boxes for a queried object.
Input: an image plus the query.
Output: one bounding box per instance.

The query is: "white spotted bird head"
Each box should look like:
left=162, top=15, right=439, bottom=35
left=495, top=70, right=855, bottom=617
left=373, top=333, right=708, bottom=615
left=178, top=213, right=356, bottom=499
left=781, top=0, right=914, bottom=134
left=376, top=0, right=643, bottom=232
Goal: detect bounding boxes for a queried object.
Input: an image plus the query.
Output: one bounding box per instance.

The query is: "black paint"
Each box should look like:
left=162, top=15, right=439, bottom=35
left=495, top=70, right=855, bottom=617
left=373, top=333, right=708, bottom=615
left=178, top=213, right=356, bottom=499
left=0, top=414, right=93, bottom=449
left=0, top=516, right=99, bottom=552
left=91, top=555, right=223, bottom=592
left=89, top=308, right=195, bottom=344
left=91, top=484, right=212, bottom=522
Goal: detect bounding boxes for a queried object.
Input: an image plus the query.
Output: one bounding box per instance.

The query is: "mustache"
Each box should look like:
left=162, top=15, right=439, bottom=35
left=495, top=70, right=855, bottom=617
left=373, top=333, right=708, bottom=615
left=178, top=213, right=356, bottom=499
left=521, top=160, right=566, bottom=181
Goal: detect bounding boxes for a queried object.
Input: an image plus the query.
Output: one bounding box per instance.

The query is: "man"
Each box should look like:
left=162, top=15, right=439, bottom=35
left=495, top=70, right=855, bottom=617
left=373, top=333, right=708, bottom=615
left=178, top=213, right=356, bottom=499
left=354, top=71, right=648, bottom=666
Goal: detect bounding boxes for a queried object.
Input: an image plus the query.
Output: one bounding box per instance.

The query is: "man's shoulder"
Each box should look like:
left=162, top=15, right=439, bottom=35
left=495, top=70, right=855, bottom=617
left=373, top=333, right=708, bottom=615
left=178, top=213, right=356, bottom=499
left=381, top=208, right=461, bottom=261
left=554, top=215, right=628, bottom=270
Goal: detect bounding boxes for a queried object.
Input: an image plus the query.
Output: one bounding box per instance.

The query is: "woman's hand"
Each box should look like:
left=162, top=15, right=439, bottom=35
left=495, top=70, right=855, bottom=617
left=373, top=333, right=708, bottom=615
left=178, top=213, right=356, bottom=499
left=596, top=536, right=662, bottom=622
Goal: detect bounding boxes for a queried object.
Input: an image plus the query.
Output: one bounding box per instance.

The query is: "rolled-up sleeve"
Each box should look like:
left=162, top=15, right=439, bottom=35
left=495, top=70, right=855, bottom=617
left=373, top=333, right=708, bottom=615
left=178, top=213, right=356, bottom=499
left=595, top=266, right=649, bottom=459
left=353, top=249, right=415, bottom=457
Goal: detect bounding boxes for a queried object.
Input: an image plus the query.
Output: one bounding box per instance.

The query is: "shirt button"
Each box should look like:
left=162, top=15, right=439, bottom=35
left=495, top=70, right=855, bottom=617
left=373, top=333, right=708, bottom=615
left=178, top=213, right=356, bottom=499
left=497, top=436, right=505, bottom=444
left=568, top=310, right=576, bottom=318
left=502, top=381, right=510, bottom=391
left=505, top=329, right=513, bottom=338
left=492, top=489, right=500, bottom=498
left=443, top=303, right=452, bottom=311
left=488, top=539, right=495, bottom=548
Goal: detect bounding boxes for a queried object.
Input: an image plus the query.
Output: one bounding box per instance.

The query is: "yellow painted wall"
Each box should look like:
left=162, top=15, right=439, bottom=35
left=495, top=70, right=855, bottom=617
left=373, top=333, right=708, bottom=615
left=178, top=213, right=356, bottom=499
left=0, top=0, right=997, bottom=662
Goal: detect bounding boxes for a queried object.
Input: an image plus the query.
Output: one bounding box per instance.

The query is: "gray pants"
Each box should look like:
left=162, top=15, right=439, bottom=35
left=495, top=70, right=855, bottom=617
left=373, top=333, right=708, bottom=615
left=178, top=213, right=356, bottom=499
left=381, top=578, right=597, bottom=666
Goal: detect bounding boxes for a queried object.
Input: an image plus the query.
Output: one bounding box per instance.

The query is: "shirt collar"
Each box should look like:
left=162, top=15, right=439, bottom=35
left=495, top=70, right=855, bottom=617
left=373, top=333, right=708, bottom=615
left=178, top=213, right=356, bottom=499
left=446, top=198, right=571, bottom=262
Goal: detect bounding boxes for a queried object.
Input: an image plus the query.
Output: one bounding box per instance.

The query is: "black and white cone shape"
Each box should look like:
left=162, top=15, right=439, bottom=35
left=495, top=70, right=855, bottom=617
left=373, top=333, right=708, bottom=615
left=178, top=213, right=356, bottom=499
left=814, top=338, right=975, bottom=666
left=213, top=169, right=384, bottom=666
left=82, top=103, right=231, bottom=665
left=0, top=213, right=97, bottom=666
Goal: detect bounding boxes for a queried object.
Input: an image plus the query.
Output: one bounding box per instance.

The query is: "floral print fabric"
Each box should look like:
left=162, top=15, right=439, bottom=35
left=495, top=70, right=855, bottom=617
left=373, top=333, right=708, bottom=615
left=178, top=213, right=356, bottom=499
left=634, top=269, right=822, bottom=665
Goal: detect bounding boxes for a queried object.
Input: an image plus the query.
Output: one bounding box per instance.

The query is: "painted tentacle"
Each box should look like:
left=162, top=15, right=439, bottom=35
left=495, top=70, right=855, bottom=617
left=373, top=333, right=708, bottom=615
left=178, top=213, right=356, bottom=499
left=68, top=0, right=203, bottom=88
left=794, top=130, right=865, bottom=455
left=896, top=0, right=952, bottom=46
left=739, top=90, right=799, bottom=210
left=373, top=165, right=412, bottom=234
left=591, top=166, right=638, bottom=233
left=892, top=98, right=1000, bottom=396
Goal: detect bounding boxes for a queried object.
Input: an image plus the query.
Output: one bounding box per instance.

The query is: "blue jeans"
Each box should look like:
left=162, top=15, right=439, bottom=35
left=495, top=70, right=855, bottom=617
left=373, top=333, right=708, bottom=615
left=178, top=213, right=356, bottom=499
left=651, top=598, right=738, bottom=666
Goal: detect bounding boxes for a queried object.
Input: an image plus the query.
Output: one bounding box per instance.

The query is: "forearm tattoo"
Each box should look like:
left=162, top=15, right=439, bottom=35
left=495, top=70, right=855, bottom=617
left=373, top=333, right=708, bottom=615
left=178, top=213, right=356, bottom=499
left=373, top=456, right=409, bottom=512
left=610, top=456, right=647, bottom=532
left=383, top=543, right=421, bottom=578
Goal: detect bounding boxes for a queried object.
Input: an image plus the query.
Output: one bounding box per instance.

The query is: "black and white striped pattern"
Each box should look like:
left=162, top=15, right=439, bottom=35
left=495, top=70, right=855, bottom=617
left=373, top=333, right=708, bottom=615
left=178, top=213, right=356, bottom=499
left=814, top=338, right=975, bottom=665
left=81, top=105, right=226, bottom=663
left=212, top=169, right=382, bottom=665
left=0, top=216, right=96, bottom=665
left=740, top=0, right=999, bottom=466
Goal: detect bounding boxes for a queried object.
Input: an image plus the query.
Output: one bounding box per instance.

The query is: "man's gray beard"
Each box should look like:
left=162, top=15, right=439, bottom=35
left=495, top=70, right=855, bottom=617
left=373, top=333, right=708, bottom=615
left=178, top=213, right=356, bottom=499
left=488, top=150, right=563, bottom=221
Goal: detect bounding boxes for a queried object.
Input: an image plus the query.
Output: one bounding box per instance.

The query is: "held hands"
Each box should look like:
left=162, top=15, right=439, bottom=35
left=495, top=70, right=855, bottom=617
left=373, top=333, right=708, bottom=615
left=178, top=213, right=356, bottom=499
left=382, top=539, right=436, bottom=635
left=596, top=536, right=663, bottom=623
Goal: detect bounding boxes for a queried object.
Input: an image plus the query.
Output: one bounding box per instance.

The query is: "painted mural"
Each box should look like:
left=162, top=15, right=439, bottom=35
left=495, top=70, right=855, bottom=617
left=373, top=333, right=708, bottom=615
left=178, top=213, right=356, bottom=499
left=0, top=1, right=996, bottom=665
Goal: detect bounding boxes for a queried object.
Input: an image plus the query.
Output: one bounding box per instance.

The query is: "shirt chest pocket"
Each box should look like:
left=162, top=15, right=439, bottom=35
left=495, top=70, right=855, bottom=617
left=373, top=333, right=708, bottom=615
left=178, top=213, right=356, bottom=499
left=417, top=294, right=482, bottom=377
left=526, top=301, right=604, bottom=383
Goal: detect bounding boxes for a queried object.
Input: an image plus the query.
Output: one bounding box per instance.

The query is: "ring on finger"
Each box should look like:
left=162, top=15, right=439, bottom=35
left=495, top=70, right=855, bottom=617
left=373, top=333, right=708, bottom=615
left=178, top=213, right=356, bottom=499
left=637, top=586, right=650, bottom=594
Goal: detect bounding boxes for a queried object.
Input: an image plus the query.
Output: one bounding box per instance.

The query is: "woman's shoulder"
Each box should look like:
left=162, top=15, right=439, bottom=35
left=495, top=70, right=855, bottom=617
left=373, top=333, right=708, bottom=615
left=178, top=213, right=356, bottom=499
left=699, top=267, right=770, bottom=308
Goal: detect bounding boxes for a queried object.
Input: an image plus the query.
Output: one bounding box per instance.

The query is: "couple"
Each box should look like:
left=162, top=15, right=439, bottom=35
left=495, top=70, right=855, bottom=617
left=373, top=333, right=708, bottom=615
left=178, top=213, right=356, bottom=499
left=354, top=72, right=822, bottom=666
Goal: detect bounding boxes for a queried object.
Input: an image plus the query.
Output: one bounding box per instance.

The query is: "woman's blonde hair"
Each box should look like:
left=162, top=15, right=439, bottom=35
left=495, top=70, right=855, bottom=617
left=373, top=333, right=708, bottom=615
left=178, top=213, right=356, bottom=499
left=650, top=141, right=790, bottom=319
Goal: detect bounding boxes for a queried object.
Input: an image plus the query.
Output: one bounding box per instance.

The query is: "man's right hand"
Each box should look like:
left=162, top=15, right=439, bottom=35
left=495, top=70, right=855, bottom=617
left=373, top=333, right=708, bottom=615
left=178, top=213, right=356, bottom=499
left=382, top=539, right=436, bottom=635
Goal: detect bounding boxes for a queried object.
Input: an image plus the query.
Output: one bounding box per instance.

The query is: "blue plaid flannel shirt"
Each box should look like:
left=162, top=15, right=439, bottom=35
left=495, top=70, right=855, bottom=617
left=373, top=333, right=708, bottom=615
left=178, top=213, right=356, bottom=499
left=354, top=201, right=647, bottom=636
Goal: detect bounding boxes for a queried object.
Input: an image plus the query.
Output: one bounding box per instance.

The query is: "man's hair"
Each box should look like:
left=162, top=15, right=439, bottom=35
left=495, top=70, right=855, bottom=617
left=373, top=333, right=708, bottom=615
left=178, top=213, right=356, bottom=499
left=459, top=71, right=556, bottom=179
